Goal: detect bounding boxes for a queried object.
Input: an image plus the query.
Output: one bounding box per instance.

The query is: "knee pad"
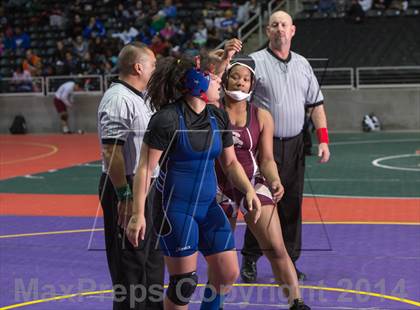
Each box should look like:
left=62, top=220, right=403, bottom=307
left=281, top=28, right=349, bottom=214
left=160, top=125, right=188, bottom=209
left=167, top=271, right=198, bottom=306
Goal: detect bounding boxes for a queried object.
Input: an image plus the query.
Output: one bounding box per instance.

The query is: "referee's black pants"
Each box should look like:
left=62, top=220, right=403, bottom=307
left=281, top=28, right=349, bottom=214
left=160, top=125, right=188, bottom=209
left=241, top=133, right=305, bottom=263
left=99, top=173, right=164, bottom=310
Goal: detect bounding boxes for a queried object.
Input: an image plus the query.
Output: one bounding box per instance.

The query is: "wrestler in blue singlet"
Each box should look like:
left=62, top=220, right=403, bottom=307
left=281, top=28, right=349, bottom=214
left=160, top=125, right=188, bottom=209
left=156, top=103, right=235, bottom=257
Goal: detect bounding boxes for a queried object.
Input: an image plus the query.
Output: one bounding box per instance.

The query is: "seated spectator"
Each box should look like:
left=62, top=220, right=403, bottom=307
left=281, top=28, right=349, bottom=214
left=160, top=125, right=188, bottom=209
left=206, top=27, right=222, bottom=48
left=183, top=40, right=199, bottom=56
left=114, top=3, right=133, bottom=24
left=111, top=25, right=139, bottom=44
left=150, top=34, right=170, bottom=57
left=160, top=19, right=176, bottom=41
left=359, top=0, right=373, bottom=11
left=348, top=0, right=365, bottom=22
left=83, top=17, right=106, bottom=39
left=54, top=40, right=67, bottom=63
left=249, top=0, right=260, bottom=16
left=13, top=26, right=30, bottom=50
left=158, top=0, right=177, bottom=19
left=68, top=14, right=84, bottom=38
left=0, top=32, right=5, bottom=57
left=63, top=51, right=79, bottom=75
left=193, top=21, right=208, bottom=46
left=73, top=35, right=89, bottom=59
left=137, top=25, right=154, bottom=45
left=319, top=0, right=337, bottom=13
left=3, top=26, right=15, bottom=50
left=219, top=0, right=233, bottom=9
left=169, top=21, right=188, bottom=47
left=236, top=0, right=251, bottom=25
left=22, top=49, right=42, bottom=76
left=216, top=10, right=238, bottom=40
left=373, top=0, right=393, bottom=9
left=389, top=0, right=408, bottom=10
left=151, top=14, right=166, bottom=33
left=49, top=4, right=65, bottom=28
left=12, top=65, right=33, bottom=92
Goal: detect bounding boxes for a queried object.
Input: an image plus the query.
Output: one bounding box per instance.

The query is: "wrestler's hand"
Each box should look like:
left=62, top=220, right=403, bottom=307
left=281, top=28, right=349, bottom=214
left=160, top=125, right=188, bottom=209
left=126, top=214, right=146, bottom=247
left=318, top=143, right=330, bottom=163
left=270, top=179, right=284, bottom=203
left=245, top=190, right=261, bottom=224
left=223, top=38, right=242, bottom=61
left=117, top=199, right=132, bottom=229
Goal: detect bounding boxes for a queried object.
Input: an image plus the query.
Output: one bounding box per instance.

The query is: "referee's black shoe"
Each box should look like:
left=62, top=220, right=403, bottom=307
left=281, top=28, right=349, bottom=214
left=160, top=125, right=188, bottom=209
left=289, top=299, right=311, bottom=309
left=240, top=256, right=257, bottom=283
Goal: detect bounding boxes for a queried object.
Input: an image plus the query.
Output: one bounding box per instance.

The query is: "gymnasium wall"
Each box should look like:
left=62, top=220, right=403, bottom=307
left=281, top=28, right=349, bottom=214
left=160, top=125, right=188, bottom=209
left=0, top=88, right=419, bottom=133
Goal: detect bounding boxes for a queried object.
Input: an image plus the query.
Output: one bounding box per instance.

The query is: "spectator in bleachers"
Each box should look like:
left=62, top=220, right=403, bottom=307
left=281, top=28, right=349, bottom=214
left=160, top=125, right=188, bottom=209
left=184, top=40, right=200, bottom=56
left=111, top=25, right=139, bottom=45
left=83, top=17, right=106, bottom=39
left=88, top=36, right=103, bottom=57
left=3, top=27, right=15, bottom=50
left=373, top=0, right=393, bottom=9
left=22, top=49, right=42, bottom=76
left=236, top=0, right=252, bottom=25
left=160, top=19, right=176, bottom=41
left=359, top=0, right=373, bottom=11
left=63, top=51, right=79, bottom=75
left=0, top=32, right=5, bottom=57
left=207, top=27, right=222, bottom=48
left=54, top=40, right=67, bottom=63
left=319, top=0, right=337, bottom=13
left=69, top=0, right=82, bottom=16
left=68, top=14, right=84, bottom=39
left=49, top=4, right=65, bottom=28
left=389, top=0, right=408, bottom=10
left=193, top=21, right=208, bottom=46
left=249, top=0, right=260, bottom=15
left=114, top=3, right=133, bottom=24
left=170, top=21, right=188, bottom=47
left=217, top=10, right=239, bottom=40
left=73, top=35, right=89, bottom=59
left=11, top=65, right=33, bottom=92
left=13, top=26, right=30, bottom=50
left=150, top=34, right=170, bottom=57
left=220, top=0, right=233, bottom=9
left=348, top=0, right=366, bottom=22
left=158, top=0, right=178, bottom=19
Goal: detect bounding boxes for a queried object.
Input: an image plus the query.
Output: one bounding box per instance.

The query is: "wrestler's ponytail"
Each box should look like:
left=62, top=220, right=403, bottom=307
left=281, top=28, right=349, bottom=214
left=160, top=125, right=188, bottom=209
left=146, top=52, right=220, bottom=111
left=146, top=56, right=193, bottom=111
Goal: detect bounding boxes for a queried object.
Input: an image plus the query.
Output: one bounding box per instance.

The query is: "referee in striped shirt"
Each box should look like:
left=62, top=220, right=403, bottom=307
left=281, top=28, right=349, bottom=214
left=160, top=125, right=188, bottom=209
left=98, top=43, right=164, bottom=309
left=240, top=10, right=331, bottom=283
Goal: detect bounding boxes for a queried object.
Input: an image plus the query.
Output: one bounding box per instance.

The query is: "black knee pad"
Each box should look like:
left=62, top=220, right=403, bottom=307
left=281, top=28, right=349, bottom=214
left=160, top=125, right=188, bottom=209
left=167, top=271, right=198, bottom=306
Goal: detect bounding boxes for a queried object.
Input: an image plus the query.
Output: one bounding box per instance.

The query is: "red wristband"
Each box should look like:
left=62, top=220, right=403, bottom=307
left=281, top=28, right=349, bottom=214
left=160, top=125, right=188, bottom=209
left=316, top=128, right=329, bottom=144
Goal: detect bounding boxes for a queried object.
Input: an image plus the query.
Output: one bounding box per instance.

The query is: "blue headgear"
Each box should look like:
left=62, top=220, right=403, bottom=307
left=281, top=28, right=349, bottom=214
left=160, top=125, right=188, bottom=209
left=184, top=68, right=210, bottom=97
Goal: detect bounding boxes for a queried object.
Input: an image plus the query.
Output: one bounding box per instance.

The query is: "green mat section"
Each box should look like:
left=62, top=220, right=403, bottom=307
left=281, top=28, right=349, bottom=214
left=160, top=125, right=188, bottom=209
left=0, top=162, right=102, bottom=195
left=1, top=132, right=419, bottom=197
left=304, top=132, right=420, bottom=197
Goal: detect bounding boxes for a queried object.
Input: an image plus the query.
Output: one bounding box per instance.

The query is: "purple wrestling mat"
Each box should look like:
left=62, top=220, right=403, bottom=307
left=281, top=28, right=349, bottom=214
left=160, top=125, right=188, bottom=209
left=1, top=216, right=419, bottom=309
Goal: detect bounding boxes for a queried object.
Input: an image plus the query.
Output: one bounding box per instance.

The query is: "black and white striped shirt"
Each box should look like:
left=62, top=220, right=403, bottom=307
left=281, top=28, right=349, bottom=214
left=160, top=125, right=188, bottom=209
left=98, top=80, right=155, bottom=176
left=250, top=48, right=324, bottom=138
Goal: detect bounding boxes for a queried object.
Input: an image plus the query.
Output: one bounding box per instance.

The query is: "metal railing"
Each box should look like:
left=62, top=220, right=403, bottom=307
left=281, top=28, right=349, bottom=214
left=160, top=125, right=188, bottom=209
left=104, top=74, right=118, bottom=90
left=0, top=77, right=44, bottom=96
left=1, top=66, right=420, bottom=96
left=45, top=75, right=103, bottom=95
left=356, top=66, right=420, bottom=88
left=314, top=67, right=354, bottom=89
left=269, top=0, right=287, bottom=17
left=238, top=5, right=264, bottom=47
